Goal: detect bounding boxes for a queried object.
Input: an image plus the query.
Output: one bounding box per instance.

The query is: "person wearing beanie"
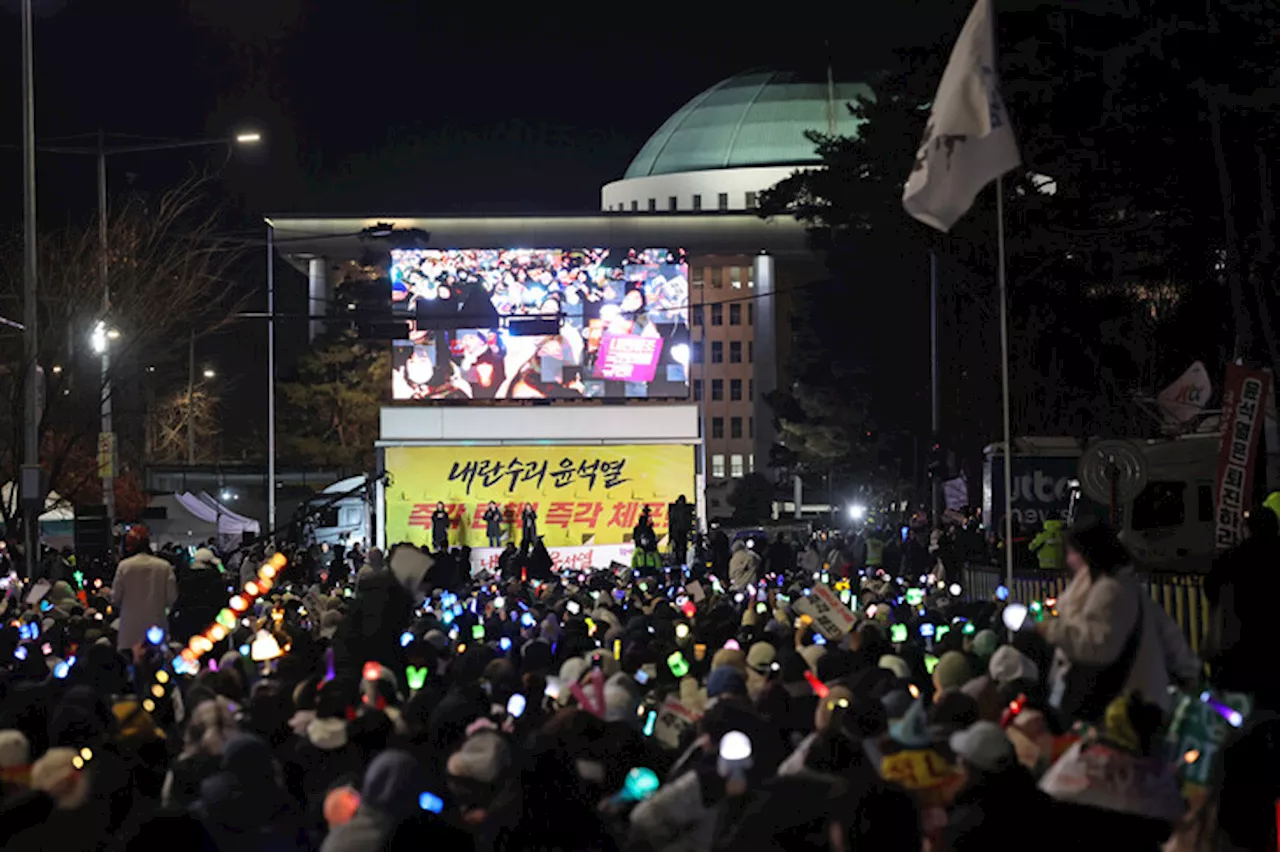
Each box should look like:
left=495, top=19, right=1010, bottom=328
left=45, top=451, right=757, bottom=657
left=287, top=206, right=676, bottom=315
left=932, top=650, right=973, bottom=699
left=969, top=628, right=999, bottom=661
left=6, top=746, right=109, bottom=852
left=879, top=701, right=963, bottom=810
left=705, top=666, right=748, bottom=703
left=321, top=750, right=421, bottom=852
left=162, top=697, right=236, bottom=809
left=112, top=524, right=178, bottom=651
left=710, top=647, right=747, bottom=677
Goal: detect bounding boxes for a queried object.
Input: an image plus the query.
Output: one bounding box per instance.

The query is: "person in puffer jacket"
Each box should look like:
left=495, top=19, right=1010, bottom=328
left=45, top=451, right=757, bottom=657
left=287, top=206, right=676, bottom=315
left=281, top=677, right=363, bottom=836
left=320, top=750, right=420, bottom=852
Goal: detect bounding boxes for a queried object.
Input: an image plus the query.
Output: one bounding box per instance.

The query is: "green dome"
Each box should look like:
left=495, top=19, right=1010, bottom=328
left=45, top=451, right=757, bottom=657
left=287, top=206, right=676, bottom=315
left=623, top=70, right=872, bottom=179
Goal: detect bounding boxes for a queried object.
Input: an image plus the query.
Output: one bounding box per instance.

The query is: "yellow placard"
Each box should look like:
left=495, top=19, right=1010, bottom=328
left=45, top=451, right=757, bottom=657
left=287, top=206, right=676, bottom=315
left=384, top=444, right=695, bottom=547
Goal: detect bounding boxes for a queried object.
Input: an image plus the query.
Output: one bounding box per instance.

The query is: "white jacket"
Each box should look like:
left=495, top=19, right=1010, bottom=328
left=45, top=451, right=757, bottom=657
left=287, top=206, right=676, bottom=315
left=1042, top=567, right=1198, bottom=713
left=113, top=553, right=178, bottom=650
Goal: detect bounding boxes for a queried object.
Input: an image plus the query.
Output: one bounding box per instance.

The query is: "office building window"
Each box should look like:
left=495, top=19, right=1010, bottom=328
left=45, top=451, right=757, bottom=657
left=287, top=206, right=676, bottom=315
left=717, top=192, right=729, bottom=210
left=729, top=341, right=742, bottom=363
left=712, top=454, right=726, bottom=478
left=748, top=303, right=754, bottom=325
left=668, top=196, right=678, bottom=211
left=630, top=200, right=638, bottom=211
left=690, top=342, right=701, bottom=363
left=748, top=268, right=755, bottom=288
left=748, top=342, right=754, bottom=362
left=745, top=191, right=758, bottom=208
left=693, top=379, right=703, bottom=401
left=711, top=379, right=723, bottom=401
left=749, top=379, right=754, bottom=400
left=692, top=305, right=704, bottom=325
left=730, top=454, right=745, bottom=478
left=729, top=303, right=741, bottom=325
left=692, top=194, right=702, bottom=211
left=731, top=417, right=743, bottom=439
left=711, top=303, right=723, bottom=325
left=730, top=379, right=742, bottom=401
left=749, top=417, right=754, bottom=438
left=712, top=417, right=724, bottom=439
left=711, top=341, right=723, bottom=363
left=748, top=453, right=755, bottom=473
left=692, top=267, right=704, bottom=288
left=730, top=266, right=743, bottom=288
left=711, top=267, right=723, bottom=288
left=647, top=198, right=656, bottom=212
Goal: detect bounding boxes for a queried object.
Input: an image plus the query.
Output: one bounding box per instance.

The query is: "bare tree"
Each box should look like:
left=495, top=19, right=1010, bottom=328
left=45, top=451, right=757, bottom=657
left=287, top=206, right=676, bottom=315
left=0, top=176, right=244, bottom=528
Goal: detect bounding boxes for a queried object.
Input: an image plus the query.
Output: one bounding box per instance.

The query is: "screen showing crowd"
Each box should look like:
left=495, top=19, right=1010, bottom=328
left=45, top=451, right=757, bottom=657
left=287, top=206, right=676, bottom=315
left=389, top=248, right=690, bottom=401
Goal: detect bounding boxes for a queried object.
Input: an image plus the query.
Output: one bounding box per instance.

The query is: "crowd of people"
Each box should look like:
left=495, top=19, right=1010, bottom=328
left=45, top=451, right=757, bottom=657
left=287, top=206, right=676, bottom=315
left=0, top=506, right=1274, bottom=851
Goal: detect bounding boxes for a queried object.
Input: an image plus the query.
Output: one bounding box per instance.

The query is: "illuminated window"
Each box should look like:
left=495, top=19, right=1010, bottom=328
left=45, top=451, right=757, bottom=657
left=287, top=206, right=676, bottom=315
left=711, top=341, right=723, bottom=363
left=647, top=198, right=657, bottom=212
left=729, top=341, right=742, bottom=363
left=692, top=267, right=704, bottom=288
left=668, top=196, right=678, bottom=211
left=730, top=267, right=743, bottom=288
left=745, top=191, right=758, bottom=208
left=712, top=417, right=724, bottom=439
left=711, top=304, right=723, bottom=325
left=730, top=454, right=745, bottom=478
left=731, top=417, right=743, bottom=439
left=711, top=379, right=723, bottom=401
left=717, top=192, right=729, bottom=210
left=712, top=454, right=726, bottom=478
left=692, top=194, right=702, bottom=211
left=730, top=379, right=742, bottom=401
left=748, top=453, right=755, bottom=473
left=729, top=303, right=741, bottom=325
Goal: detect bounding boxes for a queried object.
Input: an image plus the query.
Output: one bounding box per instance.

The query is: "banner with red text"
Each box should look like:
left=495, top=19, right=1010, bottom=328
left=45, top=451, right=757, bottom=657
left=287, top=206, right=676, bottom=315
left=384, top=444, right=695, bottom=548
left=1215, top=364, right=1272, bottom=550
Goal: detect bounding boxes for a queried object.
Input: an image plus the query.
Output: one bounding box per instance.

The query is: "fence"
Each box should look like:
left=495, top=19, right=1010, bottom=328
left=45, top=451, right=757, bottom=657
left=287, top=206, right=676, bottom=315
left=960, top=565, right=1210, bottom=655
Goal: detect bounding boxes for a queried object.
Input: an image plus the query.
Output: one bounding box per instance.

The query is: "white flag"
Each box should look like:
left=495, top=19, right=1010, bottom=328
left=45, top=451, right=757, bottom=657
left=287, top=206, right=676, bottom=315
left=902, top=0, right=1020, bottom=232
left=1156, top=361, right=1212, bottom=424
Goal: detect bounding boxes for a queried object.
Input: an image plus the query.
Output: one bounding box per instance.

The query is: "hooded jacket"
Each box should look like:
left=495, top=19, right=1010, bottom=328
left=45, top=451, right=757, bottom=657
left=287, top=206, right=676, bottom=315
left=112, top=551, right=177, bottom=650
left=193, top=733, right=306, bottom=852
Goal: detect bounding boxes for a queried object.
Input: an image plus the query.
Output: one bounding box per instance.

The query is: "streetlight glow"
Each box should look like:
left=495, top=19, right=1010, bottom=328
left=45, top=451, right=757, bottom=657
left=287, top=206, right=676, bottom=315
left=202, top=368, right=216, bottom=379
left=848, top=504, right=866, bottom=521
left=235, top=132, right=262, bottom=145
left=90, top=321, right=106, bottom=354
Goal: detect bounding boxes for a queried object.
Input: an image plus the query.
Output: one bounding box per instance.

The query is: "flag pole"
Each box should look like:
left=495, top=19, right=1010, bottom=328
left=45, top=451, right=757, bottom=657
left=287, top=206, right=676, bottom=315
left=997, top=176, right=1014, bottom=597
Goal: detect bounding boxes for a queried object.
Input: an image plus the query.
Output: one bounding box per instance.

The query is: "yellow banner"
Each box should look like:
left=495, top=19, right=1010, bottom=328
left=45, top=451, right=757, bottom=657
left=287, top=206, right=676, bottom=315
left=384, top=444, right=695, bottom=547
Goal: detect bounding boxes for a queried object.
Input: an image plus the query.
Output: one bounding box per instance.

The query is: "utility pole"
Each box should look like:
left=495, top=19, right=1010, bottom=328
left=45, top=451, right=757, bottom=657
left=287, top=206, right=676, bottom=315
left=97, top=129, right=115, bottom=526
left=267, top=222, right=276, bottom=540
left=930, top=251, right=941, bottom=523
left=187, top=327, right=196, bottom=465
left=20, top=0, right=42, bottom=578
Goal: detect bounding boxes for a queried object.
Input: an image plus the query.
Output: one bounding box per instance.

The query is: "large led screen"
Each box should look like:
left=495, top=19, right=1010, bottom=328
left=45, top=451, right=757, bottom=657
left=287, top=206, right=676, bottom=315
left=389, top=248, right=690, bottom=400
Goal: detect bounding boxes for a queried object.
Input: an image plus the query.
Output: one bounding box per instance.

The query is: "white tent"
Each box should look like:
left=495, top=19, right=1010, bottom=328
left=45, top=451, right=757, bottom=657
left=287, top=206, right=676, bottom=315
left=175, top=492, right=261, bottom=551
left=0, top=482, right=74, bottom=523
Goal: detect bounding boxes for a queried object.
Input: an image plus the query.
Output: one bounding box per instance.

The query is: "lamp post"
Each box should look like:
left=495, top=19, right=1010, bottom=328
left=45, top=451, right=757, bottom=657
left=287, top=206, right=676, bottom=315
left=36, top=130, right=261, bottom=526
left=20, top=0, right=39, bottom=579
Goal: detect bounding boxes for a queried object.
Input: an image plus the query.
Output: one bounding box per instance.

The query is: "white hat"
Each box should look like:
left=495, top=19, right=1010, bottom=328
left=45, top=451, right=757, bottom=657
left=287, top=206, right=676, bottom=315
left=949, top=721, right=1015, bottom=773
left=988, top=645, right=1038, bottom=686
left=30, top=747, right=91, bottom=809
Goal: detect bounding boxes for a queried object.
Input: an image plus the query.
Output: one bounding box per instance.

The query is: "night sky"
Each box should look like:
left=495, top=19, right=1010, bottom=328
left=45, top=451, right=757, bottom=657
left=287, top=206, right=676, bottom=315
left=0, top=0, right=963, bottom=451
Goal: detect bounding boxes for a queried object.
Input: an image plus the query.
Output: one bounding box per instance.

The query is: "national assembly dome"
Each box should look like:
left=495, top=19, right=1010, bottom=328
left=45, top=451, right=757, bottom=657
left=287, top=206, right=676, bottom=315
left=602, top=69, right=872, bottom=214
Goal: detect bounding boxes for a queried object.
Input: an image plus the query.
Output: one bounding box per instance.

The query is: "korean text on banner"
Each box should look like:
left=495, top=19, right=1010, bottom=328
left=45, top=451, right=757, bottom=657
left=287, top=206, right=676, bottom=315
left=384, top=444, right=695, bottom=548
left=1214, top=364, right=1272, bottom=550
left=793, top=583, right=856, bottom=639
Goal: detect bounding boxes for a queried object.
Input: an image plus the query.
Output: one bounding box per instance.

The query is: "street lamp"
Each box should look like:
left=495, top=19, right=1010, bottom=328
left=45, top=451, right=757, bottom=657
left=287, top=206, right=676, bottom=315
left=90, top=320, right=122, bottom=520
left=848, top=504, right=866, bottom=521
left=202, top=368, right=216, bottom=379
left=30, top=130, right=262, bottom=529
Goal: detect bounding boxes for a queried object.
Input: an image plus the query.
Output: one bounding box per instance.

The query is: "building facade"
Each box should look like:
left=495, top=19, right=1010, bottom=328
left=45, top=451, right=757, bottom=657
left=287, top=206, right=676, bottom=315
left=273, top=68, right=862, bottom=525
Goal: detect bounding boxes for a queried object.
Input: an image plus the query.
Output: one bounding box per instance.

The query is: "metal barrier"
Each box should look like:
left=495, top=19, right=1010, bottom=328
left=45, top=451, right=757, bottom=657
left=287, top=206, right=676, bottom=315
left=960, top=565, right=1209, bottom=654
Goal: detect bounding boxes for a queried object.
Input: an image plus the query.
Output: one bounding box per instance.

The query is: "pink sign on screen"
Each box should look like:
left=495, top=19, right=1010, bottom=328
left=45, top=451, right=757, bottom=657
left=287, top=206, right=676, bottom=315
left=593, top=334, right=663, bottom=382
